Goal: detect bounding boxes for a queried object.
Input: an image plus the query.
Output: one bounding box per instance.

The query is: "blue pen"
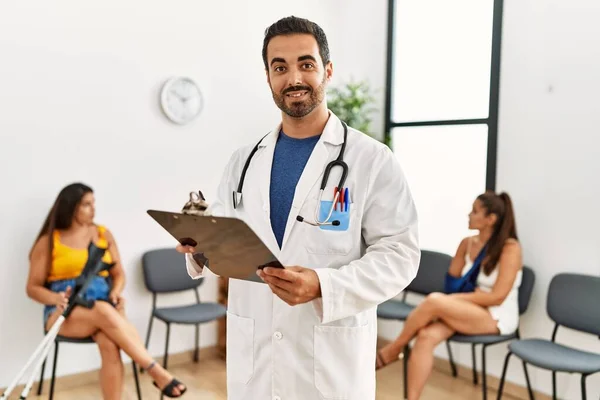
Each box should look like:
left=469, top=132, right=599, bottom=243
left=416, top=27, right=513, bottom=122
left=344, top=188, right=349, bottom=212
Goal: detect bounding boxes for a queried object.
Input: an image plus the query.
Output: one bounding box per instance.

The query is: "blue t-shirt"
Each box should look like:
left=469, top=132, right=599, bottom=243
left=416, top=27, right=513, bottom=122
left=270, top=130, right=321, bottom=248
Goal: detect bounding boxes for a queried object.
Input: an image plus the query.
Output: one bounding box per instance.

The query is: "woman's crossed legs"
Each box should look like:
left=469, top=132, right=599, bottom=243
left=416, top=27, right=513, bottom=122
left=45, top=300, right=186, bottom=399
left=377, top=293, right=499, bottom=400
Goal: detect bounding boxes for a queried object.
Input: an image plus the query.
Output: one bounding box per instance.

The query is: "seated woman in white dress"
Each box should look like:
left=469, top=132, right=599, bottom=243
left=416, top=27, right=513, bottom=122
left=375, top=191, right=523, bottom=400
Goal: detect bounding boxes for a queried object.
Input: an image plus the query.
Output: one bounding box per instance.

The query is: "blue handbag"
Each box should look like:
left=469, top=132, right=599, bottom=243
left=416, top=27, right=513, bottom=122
left=444, top=243, right=488, bottom=294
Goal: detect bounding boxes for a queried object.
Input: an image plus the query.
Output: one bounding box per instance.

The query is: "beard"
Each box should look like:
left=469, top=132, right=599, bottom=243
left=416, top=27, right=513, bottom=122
left=271, top=74, right=327, bottom=118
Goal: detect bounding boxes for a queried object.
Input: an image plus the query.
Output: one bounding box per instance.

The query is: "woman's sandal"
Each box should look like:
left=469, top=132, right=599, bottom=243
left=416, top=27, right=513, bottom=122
left=146, top=361, right=188, bottom=398
left=375, top=349, right=404, bottom=371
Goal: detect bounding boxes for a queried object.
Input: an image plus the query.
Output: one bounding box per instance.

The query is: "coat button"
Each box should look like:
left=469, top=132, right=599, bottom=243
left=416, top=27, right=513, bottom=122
left=273, top=331, right=283, bottom=340
left=273, top=397, right=281, bottom=400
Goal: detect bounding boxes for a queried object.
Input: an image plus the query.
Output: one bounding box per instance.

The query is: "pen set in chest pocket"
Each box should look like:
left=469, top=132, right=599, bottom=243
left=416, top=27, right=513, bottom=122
left=319, top=186, right=351, bottom=231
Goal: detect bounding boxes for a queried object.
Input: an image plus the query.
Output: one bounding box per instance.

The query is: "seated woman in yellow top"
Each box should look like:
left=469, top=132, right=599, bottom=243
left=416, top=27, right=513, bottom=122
left=26, top=183, right=187, bottom=399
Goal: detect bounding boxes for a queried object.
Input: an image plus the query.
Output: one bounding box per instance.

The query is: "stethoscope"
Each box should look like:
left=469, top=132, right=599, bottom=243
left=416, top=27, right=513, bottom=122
left=233, top=120, right=348, bottom=227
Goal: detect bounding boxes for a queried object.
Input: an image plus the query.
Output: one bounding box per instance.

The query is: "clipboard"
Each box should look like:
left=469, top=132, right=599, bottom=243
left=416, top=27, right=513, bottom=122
left=147, top=209, right=283, bottom=283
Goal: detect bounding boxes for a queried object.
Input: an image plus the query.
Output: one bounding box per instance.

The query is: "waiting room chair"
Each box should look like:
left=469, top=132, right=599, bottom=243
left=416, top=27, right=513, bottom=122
left=37, top=334, right=142, bottom=400
left=446, top=265, right=536, bottom=400
left=141, top=248, right=227, bottom=371
left=377, top=249, right=456, bottom=400
left=497, top=273, right=600, bottom=400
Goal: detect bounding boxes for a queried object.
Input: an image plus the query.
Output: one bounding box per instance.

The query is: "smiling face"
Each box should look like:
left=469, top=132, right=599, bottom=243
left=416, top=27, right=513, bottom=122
left=265, top=33, right=333, bottom=118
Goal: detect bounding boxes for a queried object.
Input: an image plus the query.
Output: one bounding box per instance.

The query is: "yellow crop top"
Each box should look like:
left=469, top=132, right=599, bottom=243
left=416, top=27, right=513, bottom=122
left=47, top=225, right=113, bottom=282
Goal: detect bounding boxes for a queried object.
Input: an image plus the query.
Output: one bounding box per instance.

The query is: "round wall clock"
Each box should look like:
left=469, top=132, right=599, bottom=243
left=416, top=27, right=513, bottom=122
left=160, top=76, right=203, bottom=125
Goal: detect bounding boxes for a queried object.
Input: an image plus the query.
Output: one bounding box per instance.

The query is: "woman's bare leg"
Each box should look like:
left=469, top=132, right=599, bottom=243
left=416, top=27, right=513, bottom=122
left=378, top=293, right=499, bottom=365
left=93, top=331, right=124, bottom=400
left=407, top=322, right=455, bottom=400
left=45, top=302, right=185, bottom=395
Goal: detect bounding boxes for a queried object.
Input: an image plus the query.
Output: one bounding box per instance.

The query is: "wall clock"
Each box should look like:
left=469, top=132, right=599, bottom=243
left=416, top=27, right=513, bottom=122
left=160, top=76, right=203, bottom=125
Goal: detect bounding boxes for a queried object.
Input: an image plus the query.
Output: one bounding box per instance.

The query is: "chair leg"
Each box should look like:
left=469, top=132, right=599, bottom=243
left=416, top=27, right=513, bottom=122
left=481, top=345, right=488, bottom=400
left=141, top=314, right=154, bottom=373
left=581, top=374, right=588, bottom=400
left=496, top=351, right=512, bottom=400
left=522, top=361, right=534, bottom=400
left=194, top=324, right=200, bottom=362
left=37, top=356, right=47, bottom=395
left=132, top=361, right=142, bottom=400
left=552, top=371, right=557, bottom=400
left=402, top=345, right=409, bottom=400
left=163, top=323, right=171, bottom=369
left=161, top=323, right=171, bottom=400
left=445, top=341, right=457, bottom=377
left=471, top=343, right=478, bottom=385
left=49, top=341, right=59, bottom=400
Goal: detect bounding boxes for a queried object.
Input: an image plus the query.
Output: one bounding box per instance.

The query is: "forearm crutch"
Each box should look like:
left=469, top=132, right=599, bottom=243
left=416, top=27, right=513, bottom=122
left=1, top=242, right=114, bottom=400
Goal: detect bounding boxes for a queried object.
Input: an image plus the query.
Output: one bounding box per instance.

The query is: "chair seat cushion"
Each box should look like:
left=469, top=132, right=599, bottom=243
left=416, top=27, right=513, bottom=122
left=42, top=332, right=95, bottom=344
left=55, top=335, right=95, bottom=344
left=449, top=332, right=517, bottom=344
left=509, top=339, right=600, bottom=374
left=377, top=300, right=415, bottom=321
left=154, top=303, right=227, bottom=324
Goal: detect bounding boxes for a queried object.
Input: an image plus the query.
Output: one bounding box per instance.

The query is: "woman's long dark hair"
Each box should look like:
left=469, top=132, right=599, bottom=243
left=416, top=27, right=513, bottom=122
left=477, top=191, right=518, bottom=275
left=29, top=183, right=94, bottom=262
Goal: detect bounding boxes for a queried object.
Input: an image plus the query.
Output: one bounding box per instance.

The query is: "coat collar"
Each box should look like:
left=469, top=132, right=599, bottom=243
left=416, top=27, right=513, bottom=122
left=252, top=109, right=347, bottom=252
left=258, top=110, right=345, bottom=148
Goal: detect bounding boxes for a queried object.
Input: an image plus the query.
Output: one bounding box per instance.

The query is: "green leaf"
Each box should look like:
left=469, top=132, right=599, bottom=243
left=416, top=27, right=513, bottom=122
left=326, top=78, right=383, bottom=144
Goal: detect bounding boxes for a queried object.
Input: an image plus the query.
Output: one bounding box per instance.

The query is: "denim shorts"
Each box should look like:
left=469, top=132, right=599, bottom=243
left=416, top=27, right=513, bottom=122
left=43, top=276, right=111, bottom=324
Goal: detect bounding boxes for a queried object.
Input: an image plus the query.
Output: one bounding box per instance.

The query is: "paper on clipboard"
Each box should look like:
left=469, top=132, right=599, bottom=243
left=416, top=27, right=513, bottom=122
left=147, top=209, right=283, bottom=283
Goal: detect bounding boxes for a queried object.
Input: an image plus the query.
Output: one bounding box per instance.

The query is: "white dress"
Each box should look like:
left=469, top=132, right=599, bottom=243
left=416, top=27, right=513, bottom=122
left=460, top=238, right=522, bottom=335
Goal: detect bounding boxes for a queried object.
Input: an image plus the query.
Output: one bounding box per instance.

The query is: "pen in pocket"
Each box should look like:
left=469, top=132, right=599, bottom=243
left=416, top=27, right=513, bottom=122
left=344, top=188, right=349, bottom=212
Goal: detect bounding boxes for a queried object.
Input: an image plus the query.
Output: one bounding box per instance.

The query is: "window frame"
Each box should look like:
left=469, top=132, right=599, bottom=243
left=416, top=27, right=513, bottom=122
left=383, top=0, right=505, bottom=191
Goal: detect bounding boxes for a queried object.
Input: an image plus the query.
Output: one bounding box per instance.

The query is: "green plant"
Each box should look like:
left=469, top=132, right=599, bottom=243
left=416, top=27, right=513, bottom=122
left=327, top=79, right=378, bottom=139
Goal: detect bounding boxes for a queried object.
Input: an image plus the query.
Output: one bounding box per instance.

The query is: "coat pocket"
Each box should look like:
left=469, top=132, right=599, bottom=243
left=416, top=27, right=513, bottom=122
left=303, top=199, right=358, bottom=256
left=226, top=311, right=255, bottom=385
left=313, top=324, right=372, bottom=399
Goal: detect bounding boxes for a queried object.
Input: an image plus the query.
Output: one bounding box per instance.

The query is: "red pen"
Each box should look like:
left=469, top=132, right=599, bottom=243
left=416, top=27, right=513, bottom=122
left=333, top=187, right=339, bottom=211
left=339, top=187, right=344, bottom=211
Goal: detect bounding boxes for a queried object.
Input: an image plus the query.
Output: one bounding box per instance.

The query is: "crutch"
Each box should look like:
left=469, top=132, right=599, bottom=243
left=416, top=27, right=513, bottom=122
left=1, top=241, right=114, bottom=400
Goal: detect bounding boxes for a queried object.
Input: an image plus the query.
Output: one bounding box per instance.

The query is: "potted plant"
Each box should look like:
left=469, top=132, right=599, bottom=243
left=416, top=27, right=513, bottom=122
left=327, top=79, right=386, bottom=146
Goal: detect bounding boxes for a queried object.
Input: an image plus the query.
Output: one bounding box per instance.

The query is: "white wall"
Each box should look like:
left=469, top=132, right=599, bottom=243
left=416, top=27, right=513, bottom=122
left=378, top=0, right=600, bottom=398
left=493, top=0, right=600, bottom=397
left=0, top=0, right=333, bottom=387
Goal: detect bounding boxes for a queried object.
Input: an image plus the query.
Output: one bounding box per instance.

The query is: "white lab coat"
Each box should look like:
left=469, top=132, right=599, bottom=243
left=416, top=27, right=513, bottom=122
left=185, top=112, right=420, bottom=400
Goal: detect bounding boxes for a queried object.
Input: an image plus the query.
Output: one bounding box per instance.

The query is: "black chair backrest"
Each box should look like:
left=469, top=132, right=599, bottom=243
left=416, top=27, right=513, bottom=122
left=547, top=273, right=600, bottom=336
left=518, top=266, right=535, bottom=315
left=142, top=248, right=204, bottom=294
left=407, top=250, right=453, bottom=295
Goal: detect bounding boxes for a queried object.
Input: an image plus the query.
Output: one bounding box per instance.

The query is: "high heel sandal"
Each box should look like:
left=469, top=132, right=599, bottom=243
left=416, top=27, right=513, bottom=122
left=146, top=361, right=188, bottom=398
left=375, top=349, right=404, bottom=371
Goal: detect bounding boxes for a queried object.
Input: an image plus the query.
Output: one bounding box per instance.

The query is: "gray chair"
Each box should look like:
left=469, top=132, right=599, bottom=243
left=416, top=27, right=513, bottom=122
left=377, top=249, right=456, bottom=400
left=142, top=248, right=227, bottom=371
left=497, top=273, right=600, bottom=400
left=37, top=335, right=141, bottom=400
left=447, top=265, right=536, bottom=400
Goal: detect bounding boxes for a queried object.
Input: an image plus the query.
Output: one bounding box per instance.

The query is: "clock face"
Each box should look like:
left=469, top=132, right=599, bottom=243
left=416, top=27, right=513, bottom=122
left=160, top=77, right=203, bottom=125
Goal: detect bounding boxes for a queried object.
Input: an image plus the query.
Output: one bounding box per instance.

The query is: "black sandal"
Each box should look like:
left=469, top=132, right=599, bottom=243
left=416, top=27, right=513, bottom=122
left=146, top=361, right=187, bottom=398
left=153, top=379, right=187, bottom=398
left=375, top=349, right=403, bottom=371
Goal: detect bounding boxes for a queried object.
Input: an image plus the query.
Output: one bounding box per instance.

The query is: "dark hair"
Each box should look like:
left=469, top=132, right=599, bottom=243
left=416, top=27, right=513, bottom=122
left=29, top=183, right=93, bottom=261
left=477, top=191, right=518, bottom=275
left=262, top=16, right=330, bottom=70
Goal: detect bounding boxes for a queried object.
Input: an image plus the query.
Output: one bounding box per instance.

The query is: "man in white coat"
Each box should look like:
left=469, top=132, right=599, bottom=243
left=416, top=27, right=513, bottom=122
left=177, top=16, right=420, bottom=400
